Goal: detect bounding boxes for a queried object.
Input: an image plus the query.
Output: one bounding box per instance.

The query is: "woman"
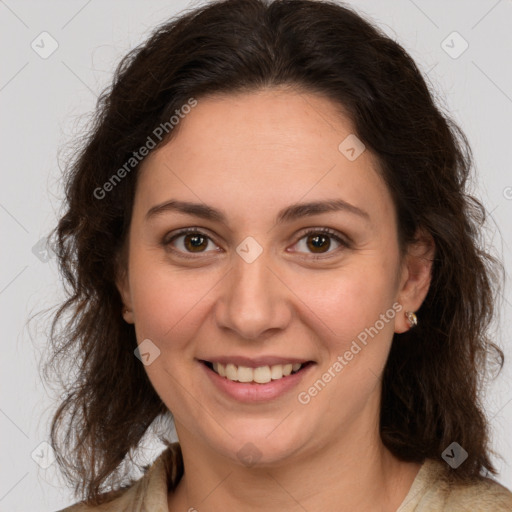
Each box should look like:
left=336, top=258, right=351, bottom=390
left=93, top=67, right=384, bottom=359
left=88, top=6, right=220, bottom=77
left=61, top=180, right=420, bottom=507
left=47, top=0, right=512, bottom=510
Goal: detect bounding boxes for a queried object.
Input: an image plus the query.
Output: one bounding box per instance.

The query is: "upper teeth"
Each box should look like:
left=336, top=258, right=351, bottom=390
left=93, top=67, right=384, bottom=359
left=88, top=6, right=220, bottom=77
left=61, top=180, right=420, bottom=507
left=212, top=362, right=303, bottom=384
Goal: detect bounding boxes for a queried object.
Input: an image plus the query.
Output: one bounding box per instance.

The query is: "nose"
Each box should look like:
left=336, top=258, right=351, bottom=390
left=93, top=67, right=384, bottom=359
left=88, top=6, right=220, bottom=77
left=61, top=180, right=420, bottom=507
left=214, top=249, right=292, bottom=341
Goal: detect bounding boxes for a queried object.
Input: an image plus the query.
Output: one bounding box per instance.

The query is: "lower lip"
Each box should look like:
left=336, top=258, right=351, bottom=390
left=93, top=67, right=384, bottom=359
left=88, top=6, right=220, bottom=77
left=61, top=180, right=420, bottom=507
left=200, top=361, right=314, bottom=403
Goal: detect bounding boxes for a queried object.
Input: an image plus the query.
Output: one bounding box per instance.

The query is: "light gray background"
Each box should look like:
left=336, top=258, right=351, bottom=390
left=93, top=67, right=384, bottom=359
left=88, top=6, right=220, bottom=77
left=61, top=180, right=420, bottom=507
left=1, top=0, right=511, bottom=510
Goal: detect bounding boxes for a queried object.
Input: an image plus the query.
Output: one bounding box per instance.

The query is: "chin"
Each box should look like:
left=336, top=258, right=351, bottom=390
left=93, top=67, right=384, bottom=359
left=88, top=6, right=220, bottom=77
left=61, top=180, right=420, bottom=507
left=209, top=429, right=307, bottom=469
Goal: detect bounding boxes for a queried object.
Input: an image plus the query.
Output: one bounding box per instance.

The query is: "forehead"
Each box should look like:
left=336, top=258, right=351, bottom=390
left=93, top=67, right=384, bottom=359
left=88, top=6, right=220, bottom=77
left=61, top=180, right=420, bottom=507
left=134, top=88, right=394, bottom=228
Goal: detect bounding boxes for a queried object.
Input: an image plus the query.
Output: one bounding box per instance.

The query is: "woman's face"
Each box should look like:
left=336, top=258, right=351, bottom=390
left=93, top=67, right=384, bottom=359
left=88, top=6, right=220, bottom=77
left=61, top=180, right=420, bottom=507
left=118, top=87, right=422, bottom=466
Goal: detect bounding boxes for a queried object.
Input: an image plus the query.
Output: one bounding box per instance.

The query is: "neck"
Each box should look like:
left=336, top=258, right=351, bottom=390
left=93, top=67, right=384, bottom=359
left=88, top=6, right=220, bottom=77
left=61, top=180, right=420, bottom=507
left=168, top=417, right=421, bottom=511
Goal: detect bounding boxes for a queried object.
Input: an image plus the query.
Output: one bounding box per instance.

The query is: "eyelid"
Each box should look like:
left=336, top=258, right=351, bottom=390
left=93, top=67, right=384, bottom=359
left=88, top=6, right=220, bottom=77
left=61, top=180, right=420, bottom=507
left=163, top=227, right=222, bottom=259
left=289, top=227, right=350, bottom=259
left=163, top=226, right=218, bottom=244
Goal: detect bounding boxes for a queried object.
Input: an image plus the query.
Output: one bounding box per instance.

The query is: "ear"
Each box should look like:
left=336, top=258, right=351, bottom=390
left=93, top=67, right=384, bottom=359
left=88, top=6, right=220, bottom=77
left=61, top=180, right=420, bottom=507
left=115, top=249, right=135, bottom=324
left=395, top=228, right=435, bottom=333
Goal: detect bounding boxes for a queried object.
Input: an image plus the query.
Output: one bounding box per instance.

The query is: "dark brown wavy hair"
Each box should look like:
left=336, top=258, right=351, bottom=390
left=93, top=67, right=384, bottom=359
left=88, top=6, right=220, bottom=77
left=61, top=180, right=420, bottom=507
left=43, top=0, right=505, bottom=505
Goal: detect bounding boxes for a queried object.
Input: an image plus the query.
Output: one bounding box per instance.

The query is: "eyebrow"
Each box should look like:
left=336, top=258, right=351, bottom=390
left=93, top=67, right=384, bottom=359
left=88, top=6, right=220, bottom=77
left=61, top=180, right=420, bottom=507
left=145, top=198, right=370, bottom=225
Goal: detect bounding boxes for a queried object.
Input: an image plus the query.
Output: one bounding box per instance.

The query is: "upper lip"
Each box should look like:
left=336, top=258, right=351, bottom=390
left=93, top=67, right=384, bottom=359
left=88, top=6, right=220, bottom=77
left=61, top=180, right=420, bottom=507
left=198, top=356, right=313, bottom=368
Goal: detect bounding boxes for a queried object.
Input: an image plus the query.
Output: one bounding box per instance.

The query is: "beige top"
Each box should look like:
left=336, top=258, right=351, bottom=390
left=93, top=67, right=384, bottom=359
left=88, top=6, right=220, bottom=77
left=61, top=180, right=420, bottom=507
left=58, top=442, right=512, bottom=511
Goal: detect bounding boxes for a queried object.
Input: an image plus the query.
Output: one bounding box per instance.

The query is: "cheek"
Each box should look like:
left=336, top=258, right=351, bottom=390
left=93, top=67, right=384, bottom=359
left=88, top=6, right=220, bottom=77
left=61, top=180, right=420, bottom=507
left=294, top=261, right=397, bottom=345
left=128, top=252, right=209, bottom=348
left=128, top=256, right=214, bottom=410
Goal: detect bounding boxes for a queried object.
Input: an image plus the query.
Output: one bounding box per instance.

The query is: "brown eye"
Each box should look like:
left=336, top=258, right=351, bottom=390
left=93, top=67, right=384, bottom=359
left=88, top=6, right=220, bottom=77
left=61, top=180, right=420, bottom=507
left=292, top=228, right=349, bottom=258
left=306, top=233, right=331, bottom=253
left=165, top=229, right=219, bottom=256
left=183, top=233, right=209, bottom=252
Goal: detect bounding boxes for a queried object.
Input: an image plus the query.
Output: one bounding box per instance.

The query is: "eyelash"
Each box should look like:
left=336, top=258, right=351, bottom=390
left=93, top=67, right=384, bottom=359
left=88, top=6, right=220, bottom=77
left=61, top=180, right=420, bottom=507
left=162, top=227, right=350, bottom=260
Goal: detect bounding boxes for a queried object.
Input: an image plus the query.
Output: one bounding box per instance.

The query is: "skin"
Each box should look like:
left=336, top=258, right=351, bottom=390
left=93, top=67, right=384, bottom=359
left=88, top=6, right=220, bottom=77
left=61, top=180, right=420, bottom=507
left=116, top=87, right=435, bottom=512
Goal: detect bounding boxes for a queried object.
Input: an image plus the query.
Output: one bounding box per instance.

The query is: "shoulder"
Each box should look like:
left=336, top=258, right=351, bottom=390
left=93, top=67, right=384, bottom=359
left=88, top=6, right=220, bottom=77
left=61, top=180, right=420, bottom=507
left=441, top=473, right=512, bottom=511
left=400, top=458, right=512, bottom=512
left=56, top=442, right=183, bottom=512
left=56, top=484, right=138, bottom=512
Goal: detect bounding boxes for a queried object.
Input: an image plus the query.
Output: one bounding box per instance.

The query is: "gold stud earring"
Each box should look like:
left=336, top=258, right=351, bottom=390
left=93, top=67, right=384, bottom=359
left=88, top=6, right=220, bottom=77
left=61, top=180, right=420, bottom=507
left=405, top=311, right=418, bottom=327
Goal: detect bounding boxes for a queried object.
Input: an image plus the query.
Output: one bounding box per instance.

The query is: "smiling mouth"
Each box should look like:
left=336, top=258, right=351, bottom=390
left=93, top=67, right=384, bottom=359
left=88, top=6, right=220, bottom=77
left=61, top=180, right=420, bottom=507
left=201, top=360, right=313, bottom=384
